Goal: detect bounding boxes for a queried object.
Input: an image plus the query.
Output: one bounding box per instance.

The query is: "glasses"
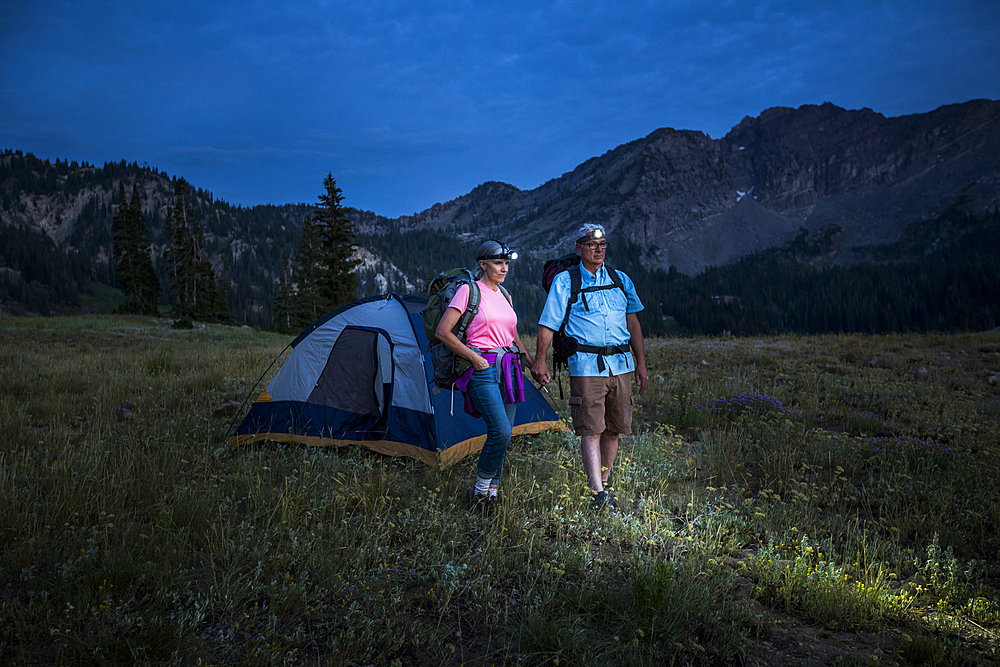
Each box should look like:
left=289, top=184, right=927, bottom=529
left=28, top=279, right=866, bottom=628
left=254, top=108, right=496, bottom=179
left=581, top=241, right=607, bottom=250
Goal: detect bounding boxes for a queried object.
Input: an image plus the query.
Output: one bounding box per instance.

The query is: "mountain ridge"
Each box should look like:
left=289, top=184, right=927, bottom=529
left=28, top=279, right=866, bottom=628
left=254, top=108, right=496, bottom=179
left=353, top=99, right=1000, bottom=274
left=2, top=99, right=999, bottom=324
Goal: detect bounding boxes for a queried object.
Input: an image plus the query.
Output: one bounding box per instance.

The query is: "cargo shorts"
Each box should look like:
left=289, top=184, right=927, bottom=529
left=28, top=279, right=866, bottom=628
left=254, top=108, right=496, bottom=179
left=568, top=373, right=634, bottom=436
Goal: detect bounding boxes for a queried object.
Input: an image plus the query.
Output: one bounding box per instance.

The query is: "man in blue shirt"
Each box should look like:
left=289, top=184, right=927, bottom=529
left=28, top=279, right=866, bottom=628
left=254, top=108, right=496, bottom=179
left=531, top=224, right=648, bottom=513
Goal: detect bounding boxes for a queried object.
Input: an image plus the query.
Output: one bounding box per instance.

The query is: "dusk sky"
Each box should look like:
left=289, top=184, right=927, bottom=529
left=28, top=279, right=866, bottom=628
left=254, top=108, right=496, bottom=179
left=2, top=1, right=999, bottom=218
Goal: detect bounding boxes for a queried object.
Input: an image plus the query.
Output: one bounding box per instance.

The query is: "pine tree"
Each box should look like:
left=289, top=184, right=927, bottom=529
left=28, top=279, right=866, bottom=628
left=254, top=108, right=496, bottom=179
left=111, top=184, right=133, bottom=293
left=112, top=183, right=161, bottom=314
left=165, top=179, right=197, bottom=315
left=188, top=216, right=206, bottom=313
left=164, top=178, right=231, bottom=322
left=314, top=173, right=359, bottom=308
left=129, top=185, right=161, bottom=314
left=292, top=211, right=326, bottom=323
left=278, top=174, right=359, bottom=330
left=272, top=251, right=296, bottom=332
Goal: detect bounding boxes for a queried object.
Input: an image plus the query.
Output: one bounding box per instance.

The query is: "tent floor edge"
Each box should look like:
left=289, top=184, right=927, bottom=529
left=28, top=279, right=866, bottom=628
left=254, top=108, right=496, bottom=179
left=229, top=420, right=566, bottom=468
left=437, top=420, right=568, bottom=467
left=228, top=433, right=443, bottom=466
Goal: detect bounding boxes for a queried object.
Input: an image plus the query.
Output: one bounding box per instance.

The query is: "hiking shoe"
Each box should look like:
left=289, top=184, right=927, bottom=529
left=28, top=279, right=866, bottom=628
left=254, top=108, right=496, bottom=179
left=591, top=490, right=619, bottom=515
left=466, top=487, right=494, bottom=516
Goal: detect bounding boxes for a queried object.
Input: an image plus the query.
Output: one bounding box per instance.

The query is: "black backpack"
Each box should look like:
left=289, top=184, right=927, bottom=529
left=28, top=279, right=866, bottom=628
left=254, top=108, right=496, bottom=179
left=423, top=269, right=511, bottom=389
left=541, top=253, right=627, bottom=376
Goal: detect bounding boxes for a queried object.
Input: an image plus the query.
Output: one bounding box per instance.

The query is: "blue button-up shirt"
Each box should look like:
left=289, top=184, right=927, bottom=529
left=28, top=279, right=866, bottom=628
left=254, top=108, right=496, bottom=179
left=538, top=262, right=644, bottom=377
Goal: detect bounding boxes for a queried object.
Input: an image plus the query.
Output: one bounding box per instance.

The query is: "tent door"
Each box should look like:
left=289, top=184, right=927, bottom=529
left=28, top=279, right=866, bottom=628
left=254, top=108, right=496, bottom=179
left=307, top=326, right=394, bottom=438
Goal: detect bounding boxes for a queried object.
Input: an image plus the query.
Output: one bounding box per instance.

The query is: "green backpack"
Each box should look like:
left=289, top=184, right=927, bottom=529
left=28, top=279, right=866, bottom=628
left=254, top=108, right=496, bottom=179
left=423, top=268, right=510, bottom=389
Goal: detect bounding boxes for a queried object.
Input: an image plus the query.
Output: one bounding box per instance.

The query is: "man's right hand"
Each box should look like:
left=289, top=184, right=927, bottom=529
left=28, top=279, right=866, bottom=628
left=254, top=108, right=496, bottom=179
left=531, top=359, right=551, bottom=386
left=532, top=326, right=555, bottom=386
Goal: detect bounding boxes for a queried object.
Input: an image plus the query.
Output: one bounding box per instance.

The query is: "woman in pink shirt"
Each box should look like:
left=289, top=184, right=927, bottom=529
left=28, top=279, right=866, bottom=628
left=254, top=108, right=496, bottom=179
left=436, top=240, right=534, bottom=515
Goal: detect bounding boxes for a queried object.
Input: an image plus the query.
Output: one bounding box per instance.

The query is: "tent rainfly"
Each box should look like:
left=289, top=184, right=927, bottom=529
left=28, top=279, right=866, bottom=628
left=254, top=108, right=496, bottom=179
left=230, top=293, right=562, bottom=466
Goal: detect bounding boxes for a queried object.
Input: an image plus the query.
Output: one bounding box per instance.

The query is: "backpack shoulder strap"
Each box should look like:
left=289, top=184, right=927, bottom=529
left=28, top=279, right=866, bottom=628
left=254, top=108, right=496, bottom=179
left=557, top=264, right=582, bottom=333
left=497, top=283, right=512, bottom=306
left=576, top=265, right=626, bottom=295
left=566, top=264, right=582, bottom=305
left=453, top=274, right=480, bottom=339
left=606, top=265, right=626, bottom=295
left=558, top=264, right=630, bottom=332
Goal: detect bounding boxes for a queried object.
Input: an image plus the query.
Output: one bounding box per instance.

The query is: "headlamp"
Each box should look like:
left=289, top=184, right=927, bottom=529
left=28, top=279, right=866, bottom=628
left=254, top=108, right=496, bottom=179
left=477, top=241, right=518, bottom=261
left=576, top=224, right=607, bottom=244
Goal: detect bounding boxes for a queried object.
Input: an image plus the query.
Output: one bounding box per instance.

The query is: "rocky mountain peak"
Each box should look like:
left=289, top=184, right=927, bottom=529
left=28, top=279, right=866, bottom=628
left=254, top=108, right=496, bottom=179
left=460, top=98, right=1000, bottom=273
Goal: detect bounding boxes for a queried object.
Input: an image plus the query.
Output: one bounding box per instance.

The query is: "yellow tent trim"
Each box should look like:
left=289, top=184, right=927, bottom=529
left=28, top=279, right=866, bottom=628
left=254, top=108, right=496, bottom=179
left=228, top=420, right=566, bottom=468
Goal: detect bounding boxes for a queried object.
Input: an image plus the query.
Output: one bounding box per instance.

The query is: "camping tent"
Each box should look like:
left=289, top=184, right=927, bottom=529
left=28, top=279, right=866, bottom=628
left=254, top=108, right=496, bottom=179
left=230, top=293, right=562, bottom=466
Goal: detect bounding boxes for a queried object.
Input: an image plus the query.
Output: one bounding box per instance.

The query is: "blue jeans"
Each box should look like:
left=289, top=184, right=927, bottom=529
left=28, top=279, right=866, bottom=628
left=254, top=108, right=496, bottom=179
left=466, top=364, right=517, bottom=484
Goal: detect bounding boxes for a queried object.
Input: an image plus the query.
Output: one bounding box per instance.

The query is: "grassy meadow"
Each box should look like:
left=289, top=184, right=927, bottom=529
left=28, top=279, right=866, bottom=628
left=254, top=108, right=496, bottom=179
left=1, top=315, right=999, bottom=665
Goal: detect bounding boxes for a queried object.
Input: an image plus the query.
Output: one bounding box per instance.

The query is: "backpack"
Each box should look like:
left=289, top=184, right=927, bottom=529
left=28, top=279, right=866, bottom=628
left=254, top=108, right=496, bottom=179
left=423, top=268, right=511, bottom=390
left=541, top=253, right=627, bottom=375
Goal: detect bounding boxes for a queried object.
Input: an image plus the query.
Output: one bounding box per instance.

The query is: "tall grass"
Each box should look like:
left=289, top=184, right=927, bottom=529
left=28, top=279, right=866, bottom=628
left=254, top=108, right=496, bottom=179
left=1, top=317, right=998, bottom=664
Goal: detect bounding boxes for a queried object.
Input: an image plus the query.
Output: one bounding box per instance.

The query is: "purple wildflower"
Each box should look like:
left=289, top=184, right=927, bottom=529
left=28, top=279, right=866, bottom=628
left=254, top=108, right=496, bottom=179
left=691, top=393, right=802, bottom=420
left=858, top=435, right=951, bottom=457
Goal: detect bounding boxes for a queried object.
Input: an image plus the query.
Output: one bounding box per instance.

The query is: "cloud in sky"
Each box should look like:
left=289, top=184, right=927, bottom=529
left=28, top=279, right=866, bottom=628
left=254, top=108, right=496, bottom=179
left=2, top=0, right=998, bottom=217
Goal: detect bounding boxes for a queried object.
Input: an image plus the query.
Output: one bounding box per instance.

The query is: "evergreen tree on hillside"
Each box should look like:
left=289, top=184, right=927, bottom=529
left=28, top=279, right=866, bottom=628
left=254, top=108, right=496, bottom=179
left=314, top=173, right=359, bottom=308
left=272, top=251, right=296, bottom=332
left=129, top=186, right=162, bottom=311
left=111, top=185, right=133, bottom=287
left=190, top=215, right=231, bottom=322
left=277, top=174, right=359, bottom=331
left=292, top=210, right=326, bottom=323
left=165, top=179, right=197, bottom=314
left=111, top=184, right=160, bottom=314
left=164, top=179, right=231, bottom=322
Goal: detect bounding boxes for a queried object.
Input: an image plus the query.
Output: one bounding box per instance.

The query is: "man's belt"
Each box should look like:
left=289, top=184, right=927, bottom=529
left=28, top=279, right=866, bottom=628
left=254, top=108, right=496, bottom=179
left=574, top=343, right=631, bottom=372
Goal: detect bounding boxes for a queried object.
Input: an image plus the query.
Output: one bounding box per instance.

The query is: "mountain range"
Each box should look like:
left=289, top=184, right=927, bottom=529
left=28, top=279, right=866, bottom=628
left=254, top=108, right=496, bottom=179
left=2, top=98, right=999, bottom=325
left=351, top=98, right=1000, bottom=274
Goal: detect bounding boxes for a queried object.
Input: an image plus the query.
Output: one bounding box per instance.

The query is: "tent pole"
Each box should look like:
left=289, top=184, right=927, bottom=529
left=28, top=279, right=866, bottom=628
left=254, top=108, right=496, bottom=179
left=222, top=342, right=292, bottom=442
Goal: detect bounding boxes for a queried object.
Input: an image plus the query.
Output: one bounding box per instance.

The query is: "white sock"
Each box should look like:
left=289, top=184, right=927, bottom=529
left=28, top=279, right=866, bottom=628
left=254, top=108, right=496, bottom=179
left=488, top=486, right=498, bottom=498
left=475, top=475, right=491, bottom=495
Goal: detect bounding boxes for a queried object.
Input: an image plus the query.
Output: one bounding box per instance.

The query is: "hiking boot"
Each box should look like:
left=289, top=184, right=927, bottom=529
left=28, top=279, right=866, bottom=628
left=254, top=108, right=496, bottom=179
left=591, top=490, right=619, bottom=515
left=466, top=487, right=494, bottom=516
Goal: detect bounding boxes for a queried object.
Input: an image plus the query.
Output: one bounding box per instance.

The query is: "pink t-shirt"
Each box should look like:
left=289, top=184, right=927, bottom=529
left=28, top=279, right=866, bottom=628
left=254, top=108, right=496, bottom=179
left=447, top=281, right=518, bottom=350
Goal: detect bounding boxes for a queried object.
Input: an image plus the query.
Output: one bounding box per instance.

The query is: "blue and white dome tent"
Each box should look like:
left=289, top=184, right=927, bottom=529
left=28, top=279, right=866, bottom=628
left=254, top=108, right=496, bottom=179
left=230, top=293, right=562, bottom=466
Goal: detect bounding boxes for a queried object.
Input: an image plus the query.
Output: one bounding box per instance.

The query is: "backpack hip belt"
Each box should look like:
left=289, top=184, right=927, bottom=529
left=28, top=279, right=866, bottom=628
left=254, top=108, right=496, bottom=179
left=469, top=345, right=525, bottom=370
left=493, top=346, right=522, bottom=358
left=572, top=342, right=631, bottom=373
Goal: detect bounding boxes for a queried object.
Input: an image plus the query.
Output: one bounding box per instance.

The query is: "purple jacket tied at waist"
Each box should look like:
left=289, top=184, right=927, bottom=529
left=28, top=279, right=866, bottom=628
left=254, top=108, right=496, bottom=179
left=454, top=348, right=525, bottom=418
